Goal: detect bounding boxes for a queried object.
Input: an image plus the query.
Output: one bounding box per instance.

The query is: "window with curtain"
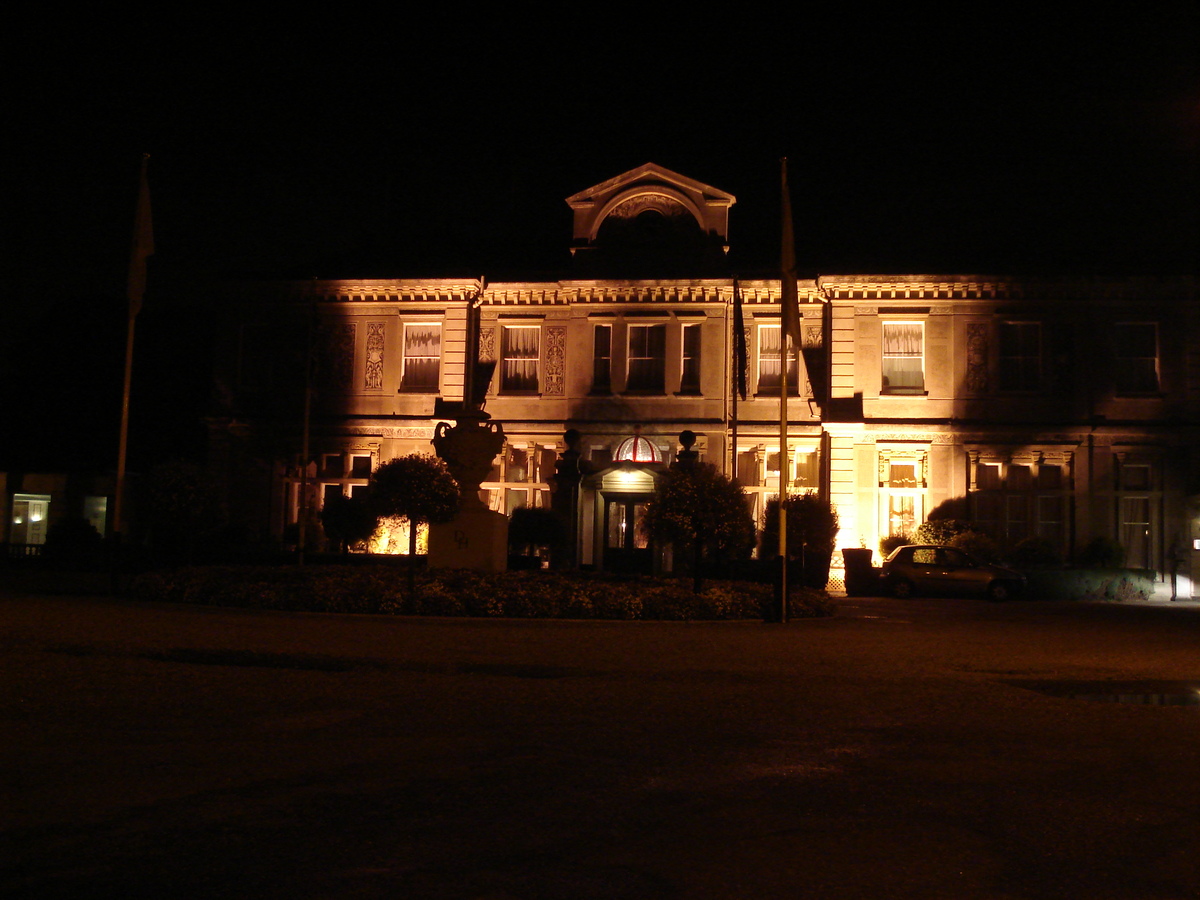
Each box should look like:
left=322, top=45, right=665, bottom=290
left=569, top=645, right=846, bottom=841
left=882, top=322, right=924, bottom=394
left=501, top=326, right=540, bottom=392
left=998, top=322, right=1041, bottom=392
left=680, top=323, right=701, bottom=393
left=756, top=324, right=799, bottom=393
left=1115, top=323, right=1159, bottom=394
left=626, top=323, right=666, bottom=391
left=400, top=323, right=441, bottom=392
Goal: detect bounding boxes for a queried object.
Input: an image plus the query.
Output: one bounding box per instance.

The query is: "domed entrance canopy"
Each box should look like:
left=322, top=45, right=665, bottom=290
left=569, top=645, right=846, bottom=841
left=614, top=434, right=661, bottom=463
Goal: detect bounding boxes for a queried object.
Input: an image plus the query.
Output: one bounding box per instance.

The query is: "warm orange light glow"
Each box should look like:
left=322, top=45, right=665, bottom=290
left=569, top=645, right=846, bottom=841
left=368, top=516, right=427, bottom=555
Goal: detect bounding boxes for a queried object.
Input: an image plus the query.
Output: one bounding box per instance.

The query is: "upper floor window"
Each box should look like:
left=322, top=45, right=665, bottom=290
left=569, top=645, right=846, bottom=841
left=998, top=322, right=1041, bottom=392
left=321, top=453, right=344, bottom=477
left=1115, top=323, right=1159, bottom=394
left=400, top=322, right=441, bottom=393
left=679, top=323, right=701, bottom=394
left=882, top=321, right=924, bottom=394
left=626, top=323, right=666, bottom=392
left=501, top=326, right=540, bottom=393
left=757, top=324, right=799, bottom=394
left=592, top=324, right=612, bottom=393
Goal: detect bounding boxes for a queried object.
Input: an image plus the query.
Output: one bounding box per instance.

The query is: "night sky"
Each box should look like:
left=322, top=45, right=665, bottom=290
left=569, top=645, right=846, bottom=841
left=4, top=9, right=1197, bottom=471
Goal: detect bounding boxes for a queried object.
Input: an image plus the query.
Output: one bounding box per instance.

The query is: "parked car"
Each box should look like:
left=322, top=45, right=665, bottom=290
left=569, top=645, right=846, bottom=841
left=880, top=544, right=1026, bottom=600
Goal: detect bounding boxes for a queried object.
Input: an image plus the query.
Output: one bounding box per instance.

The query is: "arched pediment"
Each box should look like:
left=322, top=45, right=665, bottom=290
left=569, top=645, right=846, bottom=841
left=566, top=163, right=735, bottom=247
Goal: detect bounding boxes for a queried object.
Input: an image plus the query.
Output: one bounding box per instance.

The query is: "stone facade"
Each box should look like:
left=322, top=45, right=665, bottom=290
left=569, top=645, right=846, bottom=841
left=207, top=164, right=1200, bottom=594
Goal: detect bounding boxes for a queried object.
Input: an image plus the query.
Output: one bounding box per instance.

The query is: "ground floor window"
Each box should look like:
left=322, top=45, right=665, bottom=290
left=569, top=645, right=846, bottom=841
left=1115, top=459, right=1160, bottom=570
left=10, top=494, right=50, bottom=547
left=969, top=457, right=1072, bottom=555
left=878, top=450, right=927, bottom=538
left=83, top=495, right=108, bottom=538
left=735, top=442, right=821, bottom=530
left=482, top=442, right=557, bottom=514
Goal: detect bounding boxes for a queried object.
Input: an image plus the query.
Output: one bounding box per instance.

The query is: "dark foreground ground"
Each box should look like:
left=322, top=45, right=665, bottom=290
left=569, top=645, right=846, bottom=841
left=3, top=588, right=1200, bottom=899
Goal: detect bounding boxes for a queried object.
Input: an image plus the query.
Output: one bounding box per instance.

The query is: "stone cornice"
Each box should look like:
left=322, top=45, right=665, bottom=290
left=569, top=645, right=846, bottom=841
left=249, top=275, right=1197, bottom=307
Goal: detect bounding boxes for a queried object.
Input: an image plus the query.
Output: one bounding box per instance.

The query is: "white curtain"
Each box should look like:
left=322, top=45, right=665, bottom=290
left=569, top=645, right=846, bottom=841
left=402, top=324, right=440, bottom=390
left=883, top=323, right=923, bottom=391
left=502, top=327, right=539, bottom=391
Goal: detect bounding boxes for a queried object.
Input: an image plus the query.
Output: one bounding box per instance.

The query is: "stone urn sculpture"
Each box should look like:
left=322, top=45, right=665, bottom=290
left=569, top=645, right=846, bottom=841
left=428, top=403, right=509, bottom=573
left=426, top=287, right=509, bottom=572
left=432, top=413, right=506, bottom=512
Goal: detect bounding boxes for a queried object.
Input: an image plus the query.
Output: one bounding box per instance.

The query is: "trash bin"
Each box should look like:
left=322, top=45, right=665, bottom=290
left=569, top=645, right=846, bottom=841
left=841, top=547, right=878, bottom=597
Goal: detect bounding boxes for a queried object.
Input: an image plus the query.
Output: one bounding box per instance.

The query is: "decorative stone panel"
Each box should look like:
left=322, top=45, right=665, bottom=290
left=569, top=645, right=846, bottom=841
left=364, top=322, right=384, bottom=391
left=544, top=326, right=566, bottom=396
left=966, top=323, right=988, bottom=394
left=480, top=326, right=496, bottom=363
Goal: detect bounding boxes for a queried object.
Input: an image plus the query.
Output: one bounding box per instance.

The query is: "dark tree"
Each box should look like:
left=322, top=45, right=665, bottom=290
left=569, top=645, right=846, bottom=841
left=147, top=459, right=225, bottom=564
left=368, top=455, right=460, bottom=591
left=643, top=463, right=755, bottom=592
left=319, top=493, right=378, bottom=555
left=760, top=493, right=840, bottom=589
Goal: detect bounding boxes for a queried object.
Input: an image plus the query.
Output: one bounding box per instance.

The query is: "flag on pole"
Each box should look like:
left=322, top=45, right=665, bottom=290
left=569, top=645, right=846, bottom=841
left=127, top=154, right=154, bottom=318
left=780, top=157, right=802, bottom=345
left=733, top=278, right=748, bottom=400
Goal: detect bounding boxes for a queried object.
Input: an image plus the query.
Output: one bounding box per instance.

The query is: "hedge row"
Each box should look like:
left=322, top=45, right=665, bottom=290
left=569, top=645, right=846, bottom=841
left=1019, top=568, right=1155, bottom=602
left=130, top=566, right=836, bottom=620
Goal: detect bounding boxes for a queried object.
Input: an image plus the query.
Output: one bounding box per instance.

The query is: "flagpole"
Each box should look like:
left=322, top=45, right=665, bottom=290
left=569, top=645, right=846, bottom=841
left=778, top=308, right=790, bottom=623
left=730, top=278, right=745, bottom=480
left=113, top=153, right=153, bottom=549
left=777, top=157, right=807, bottom=622
left=777, top=157, right=803, bottom=622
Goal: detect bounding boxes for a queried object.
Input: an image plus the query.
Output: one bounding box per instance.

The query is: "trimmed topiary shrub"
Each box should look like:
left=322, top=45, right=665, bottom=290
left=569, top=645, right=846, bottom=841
left=880, top=532, right=913, bottom=558
left=948, top=530, right=1001, bottom=563
left=759, top=493, right=840, bottom=589
left=914, top=519, right=974, bottom=546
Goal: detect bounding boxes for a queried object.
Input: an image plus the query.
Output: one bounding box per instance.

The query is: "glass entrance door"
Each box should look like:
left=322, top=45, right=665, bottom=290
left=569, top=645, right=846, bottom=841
left=604, top=495, right=653, bottom=573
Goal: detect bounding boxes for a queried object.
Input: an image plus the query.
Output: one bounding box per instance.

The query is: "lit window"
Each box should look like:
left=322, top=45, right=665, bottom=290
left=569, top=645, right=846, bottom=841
left=757, top=324, right=799, bottom=394
left=880, top=454, right=925, bottom=538
left=1115, top=323, right=1158, bottom=394
left=11, top=494, right=51, bottom=546
left=501, top=326, right=540, bottom=392
left=626, top=324, right=666, bottom=391
left=680, top=323, right=701, bottom=393
left=505, top=489, right=528, bottom=515
left=998, top=322, right=1041, bottom=392
left=592, top=324, right=611, bottom=393
left=882, top=321, right=924, bottom=394
left=83, top=496, right=107, bottom=538
left=401, top=323, right=441, bottom=393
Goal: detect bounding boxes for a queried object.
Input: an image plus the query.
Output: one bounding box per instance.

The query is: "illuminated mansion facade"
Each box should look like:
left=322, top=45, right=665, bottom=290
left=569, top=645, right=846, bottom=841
left=208, top=164, right=1200, bottom=592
